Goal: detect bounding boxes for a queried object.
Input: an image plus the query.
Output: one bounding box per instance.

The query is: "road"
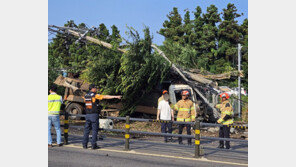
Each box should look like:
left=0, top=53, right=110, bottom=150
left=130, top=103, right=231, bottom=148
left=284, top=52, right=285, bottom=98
left=48, top=135, right=248, bottom=167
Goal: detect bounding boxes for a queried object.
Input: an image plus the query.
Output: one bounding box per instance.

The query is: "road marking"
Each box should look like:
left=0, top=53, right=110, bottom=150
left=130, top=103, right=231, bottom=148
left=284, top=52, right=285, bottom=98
left=64, top=144, right=248, bottom=166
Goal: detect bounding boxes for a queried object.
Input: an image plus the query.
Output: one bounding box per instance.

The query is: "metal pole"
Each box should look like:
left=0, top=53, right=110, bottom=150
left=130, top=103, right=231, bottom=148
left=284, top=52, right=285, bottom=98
left=124, top=116, right=130, bottom=151
left=238, top=44, right=242, bottom=118
left=194, top=119, right=201, bottom=158
left=64, top=111, right=69, bottom=145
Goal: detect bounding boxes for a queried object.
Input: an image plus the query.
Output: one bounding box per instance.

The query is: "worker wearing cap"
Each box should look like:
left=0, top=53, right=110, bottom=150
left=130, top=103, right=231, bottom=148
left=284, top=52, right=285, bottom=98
left=158, top=90, right=168, bottom=105
left=216, top=92, right=233, bottom=149
left=174, top=90, right=196, bottom=145
left=157, top=93, right=174, bottom=143
left=82, top=84, right=121, bottom=150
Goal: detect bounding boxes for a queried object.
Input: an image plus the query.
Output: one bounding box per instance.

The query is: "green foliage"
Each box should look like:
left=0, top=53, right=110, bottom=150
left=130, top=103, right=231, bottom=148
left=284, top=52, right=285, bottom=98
left=159, top=7, right=184, bottom=42
left=162, top=40, right=198, bottom=68
left=49, top=21, right=170, bottom=115
left=117, top=27, right=170, bottom=115
left=48, top=43, right=65, bottom=95
left=159, top=4, right=248, bottom=89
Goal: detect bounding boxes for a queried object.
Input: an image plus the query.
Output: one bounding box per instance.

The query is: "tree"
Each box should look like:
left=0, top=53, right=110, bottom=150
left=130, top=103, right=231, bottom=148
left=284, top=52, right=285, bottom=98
left=240, top=18, right=248, bottom=91
left=49, top=22, right=171, bottom=115
left=198, top=5, right=221, bottom=71
left=97, top=23, right=111, bottom=42
left=159, top=7, right=184, bottom=42
left=182, top=10, right=194, bottom=46
left=217, top=3, right=242, bottom=67
left=110, top=25, right=122, bottom=45
left=191, top=6, right=204, bottom=53
left=117, top=27, right=170, bottom=115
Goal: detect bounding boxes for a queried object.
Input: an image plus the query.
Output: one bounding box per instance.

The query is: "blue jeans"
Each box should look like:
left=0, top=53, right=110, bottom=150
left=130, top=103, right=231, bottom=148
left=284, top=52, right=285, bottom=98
left=48, top=115, right=61, bottom=144
left=82, top=113, right=99, bottom=147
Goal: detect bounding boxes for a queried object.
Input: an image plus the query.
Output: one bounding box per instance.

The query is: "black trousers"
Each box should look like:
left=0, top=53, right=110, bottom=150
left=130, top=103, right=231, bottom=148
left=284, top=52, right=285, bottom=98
left=219, top=125, right=230, bottom=148
left=178, top=124, right=191, bottom=144
left=82, top=113, right=99, bottom=147
left=161, top=122, right=172, bottom=141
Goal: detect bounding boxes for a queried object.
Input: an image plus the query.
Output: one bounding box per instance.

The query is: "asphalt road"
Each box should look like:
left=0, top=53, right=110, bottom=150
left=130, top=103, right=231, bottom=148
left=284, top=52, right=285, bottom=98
left=48, top=135, right=248, bottom=167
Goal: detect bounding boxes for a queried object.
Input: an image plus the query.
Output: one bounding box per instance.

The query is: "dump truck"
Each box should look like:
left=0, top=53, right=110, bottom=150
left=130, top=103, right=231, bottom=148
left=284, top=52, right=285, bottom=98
left=53, top=75, right=214, bottom=121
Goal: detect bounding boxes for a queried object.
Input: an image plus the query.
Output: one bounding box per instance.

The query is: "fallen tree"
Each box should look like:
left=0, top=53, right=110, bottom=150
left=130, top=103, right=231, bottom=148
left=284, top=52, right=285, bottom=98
left=48, top=25, right=244, bottom=119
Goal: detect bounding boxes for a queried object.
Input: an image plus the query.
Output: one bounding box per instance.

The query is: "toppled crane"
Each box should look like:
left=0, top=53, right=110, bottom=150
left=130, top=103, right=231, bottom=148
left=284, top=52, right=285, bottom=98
left=49, top=25, right=243, bottom=121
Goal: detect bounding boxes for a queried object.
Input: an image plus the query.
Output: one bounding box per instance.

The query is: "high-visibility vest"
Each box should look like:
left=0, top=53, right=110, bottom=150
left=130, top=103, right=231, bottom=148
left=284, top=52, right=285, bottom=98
left=175, top=99, right=196, bottom=122
left=48, top=94, right=62, bottom=115
left=216, top=100, right=234, bottom=125
left=84, top=92, right=103, bottom=114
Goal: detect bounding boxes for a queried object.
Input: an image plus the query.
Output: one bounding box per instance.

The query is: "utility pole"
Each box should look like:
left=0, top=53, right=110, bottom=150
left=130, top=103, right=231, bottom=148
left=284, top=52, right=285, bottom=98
left=238, top=44, right=242, bottom=118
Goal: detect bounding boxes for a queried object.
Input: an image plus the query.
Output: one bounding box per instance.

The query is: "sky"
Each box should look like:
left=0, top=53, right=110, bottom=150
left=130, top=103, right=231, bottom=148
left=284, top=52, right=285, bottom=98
left=48, top=0, right=248, bottom=45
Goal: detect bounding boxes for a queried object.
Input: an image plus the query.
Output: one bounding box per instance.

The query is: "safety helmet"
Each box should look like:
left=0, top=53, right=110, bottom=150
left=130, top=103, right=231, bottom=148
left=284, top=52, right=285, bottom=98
left=181, top=90, right=190, bottom=96
left=162, top=90, right=168, bottom=95
left=220, top=92, right=230, bottom=99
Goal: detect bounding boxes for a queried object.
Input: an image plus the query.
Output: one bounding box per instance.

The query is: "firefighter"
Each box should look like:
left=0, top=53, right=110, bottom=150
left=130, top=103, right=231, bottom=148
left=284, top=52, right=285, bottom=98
left=82, top=84, right=121, bottom=149
left=216, top=92, right=233, bottom=149
left=174, top=90, right=196, bottom=145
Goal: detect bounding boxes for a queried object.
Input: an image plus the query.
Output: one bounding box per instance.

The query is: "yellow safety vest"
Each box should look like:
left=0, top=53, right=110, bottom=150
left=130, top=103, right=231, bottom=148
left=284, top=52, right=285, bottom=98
left=48, top=94, right=62, bottom=115
left=216, top=100, right=234, bottom=125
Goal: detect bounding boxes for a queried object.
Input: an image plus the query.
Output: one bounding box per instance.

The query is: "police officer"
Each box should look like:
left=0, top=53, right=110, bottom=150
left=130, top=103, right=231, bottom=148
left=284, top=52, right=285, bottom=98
left=82, top=84, right=121, bottom=149
left=174, top=90, right=196, bottom=145
left=216, top=92, right=234, bottom=149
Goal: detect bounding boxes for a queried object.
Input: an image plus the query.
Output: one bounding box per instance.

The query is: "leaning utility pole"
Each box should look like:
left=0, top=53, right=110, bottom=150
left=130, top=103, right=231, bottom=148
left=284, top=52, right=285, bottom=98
left=238, top=44, right=242, bottom=118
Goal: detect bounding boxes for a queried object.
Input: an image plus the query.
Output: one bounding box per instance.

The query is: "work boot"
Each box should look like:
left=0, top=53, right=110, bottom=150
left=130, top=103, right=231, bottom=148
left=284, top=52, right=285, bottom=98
left=58, top=143, right=63, bottom=147
left=83, top=145, right=87, bottom=149
left=217, top=144, right=224, bottom=149
left=48, top=144, right=53, bottom=148
left=91, top=144, right=100, bottom=150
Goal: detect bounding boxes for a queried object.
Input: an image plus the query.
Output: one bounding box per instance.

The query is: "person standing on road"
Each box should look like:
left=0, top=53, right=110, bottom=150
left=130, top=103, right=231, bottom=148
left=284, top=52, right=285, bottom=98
left=82, top=84, right=121, bottom=150
left=48, top=85, right=63, bottom=147
left=174, top=90, right=196, bottom=145
left=157, top=93, right=174, bottom=143
left=216, top=92, right=234, bottom=149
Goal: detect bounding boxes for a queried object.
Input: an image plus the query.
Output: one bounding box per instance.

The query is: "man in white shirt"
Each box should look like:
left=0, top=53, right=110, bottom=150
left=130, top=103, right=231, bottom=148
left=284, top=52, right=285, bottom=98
left=157, top=94, right=174, bottom=143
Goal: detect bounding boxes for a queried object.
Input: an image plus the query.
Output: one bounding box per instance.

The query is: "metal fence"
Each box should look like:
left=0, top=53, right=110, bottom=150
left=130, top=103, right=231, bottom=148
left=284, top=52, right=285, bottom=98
left=59, top=113, right=248, bottom=158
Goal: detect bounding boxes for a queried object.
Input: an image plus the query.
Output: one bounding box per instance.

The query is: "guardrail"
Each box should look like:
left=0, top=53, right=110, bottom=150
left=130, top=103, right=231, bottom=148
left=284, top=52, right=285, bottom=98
left=60, top=113, right=247, bottom=158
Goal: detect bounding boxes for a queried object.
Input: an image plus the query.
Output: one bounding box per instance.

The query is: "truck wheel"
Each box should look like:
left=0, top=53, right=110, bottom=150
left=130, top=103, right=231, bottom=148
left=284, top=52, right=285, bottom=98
left=66, top=103, right=84, bottom=120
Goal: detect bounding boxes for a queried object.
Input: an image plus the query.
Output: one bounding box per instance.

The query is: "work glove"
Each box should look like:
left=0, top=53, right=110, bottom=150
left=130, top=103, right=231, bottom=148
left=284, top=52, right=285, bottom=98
left=223, top=115, right=232, bottom=121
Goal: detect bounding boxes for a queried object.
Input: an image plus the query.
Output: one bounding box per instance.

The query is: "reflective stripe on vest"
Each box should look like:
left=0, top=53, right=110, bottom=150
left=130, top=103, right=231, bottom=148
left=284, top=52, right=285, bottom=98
left=174, top=104, right=179, bottom=111
left=177, top=118, right=192, bottom=122
left=48, top=94, right=62, bottom=115
left=179, top=108, right=190, bottom=112
left=222, top=119, right=233, bottom=125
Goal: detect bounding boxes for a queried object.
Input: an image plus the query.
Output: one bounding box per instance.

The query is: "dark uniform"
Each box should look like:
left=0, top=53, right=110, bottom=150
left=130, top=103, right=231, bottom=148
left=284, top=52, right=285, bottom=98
left=82, top=92, right=104, bottom=149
